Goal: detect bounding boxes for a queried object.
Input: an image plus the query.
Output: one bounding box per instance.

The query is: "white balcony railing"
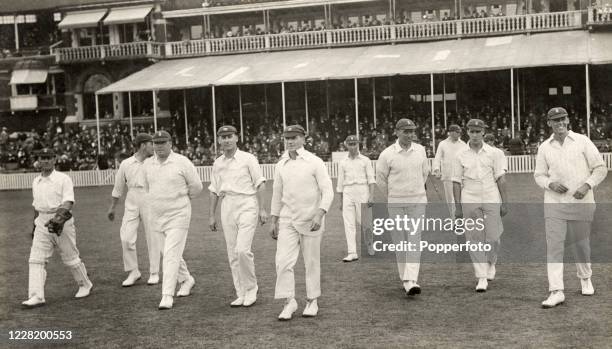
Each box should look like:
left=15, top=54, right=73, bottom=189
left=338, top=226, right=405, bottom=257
left=461, top=15, right=528, bottom=35
left=208, top=35, right=267, bottom=54
left=55, top=10, right=585, bottom=62
left=588, top=5, right=612, bottom=24
left=530, top=10, right=582, bottom=30
left=165, top=10, right=584, bottom=58
left=396, top=20, right=457, bottom=40
left=10, top=95, right=38, bottom=110
left=330, top=25, right=394, bottom=45
left=56, top=41, right=162, bottom=63
left=269, top=31, right=328, bottom=49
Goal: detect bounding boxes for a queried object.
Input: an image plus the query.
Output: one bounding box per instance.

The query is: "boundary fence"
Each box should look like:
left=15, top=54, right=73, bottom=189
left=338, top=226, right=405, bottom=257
left=1, top=153, right=611, bottom=191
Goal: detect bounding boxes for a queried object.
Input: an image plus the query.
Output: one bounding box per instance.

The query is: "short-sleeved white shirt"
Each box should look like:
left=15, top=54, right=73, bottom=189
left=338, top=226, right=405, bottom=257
left=32, top=170, right=74, bottom=212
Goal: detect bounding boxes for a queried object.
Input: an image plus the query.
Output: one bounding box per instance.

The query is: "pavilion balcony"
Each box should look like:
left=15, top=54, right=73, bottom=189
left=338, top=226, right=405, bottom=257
left=54, top=41, right=163, bottom=63
left=165, top=10, right=584, bottom=58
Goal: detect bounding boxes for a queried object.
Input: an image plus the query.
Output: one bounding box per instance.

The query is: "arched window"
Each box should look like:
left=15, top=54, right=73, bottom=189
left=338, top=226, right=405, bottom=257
left=82, top=74, right=113, bottom=120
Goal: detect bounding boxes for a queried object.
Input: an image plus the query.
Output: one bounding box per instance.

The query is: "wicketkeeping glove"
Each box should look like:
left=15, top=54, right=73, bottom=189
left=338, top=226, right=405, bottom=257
left=45, top=208, right=72, bottom=236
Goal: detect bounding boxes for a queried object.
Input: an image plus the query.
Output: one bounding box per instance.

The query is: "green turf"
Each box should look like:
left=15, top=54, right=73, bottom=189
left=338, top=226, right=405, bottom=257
left=0, top=174, right=611, bottom=348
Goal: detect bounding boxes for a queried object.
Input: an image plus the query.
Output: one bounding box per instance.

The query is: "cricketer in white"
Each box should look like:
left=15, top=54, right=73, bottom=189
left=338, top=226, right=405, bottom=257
left=376, top=118, right=430, bottom=297
left=107, top=133, right=161, bottom=287
left=269, top=125, right=334, bottom=321
left=144, top=131, right=203, bottom=310
left=534, top=107, right=607, bottom=308
left=23, top=148, right=93, bottom=308
left=209, top=125, right=268, bottom=308
left=433, top=124, right=467, bottom=219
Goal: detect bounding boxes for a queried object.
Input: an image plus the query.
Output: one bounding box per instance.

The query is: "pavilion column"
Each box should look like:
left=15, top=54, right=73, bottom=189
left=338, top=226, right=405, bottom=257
left=430, top=73, right=436, bottom=153
left=95, top=94, right=101, bottom=156
left=183, top=90, right=189, bottom=145
left=304, top=82, right=309, bottom=133
left=354, top=78, right=359, bottom=137
left=152, top=90, right=158, bottom=132
left=586, top=64, right=591, bottom=138
left=510, top=69, right=515, bottom=139
left=128, top=92, right=133, bottom=139
left=281, top=82, right=286, bottom=129
left=212, top=85, right=217, bottom=154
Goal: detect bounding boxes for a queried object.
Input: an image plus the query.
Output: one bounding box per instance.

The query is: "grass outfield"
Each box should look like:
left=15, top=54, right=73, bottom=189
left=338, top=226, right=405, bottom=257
left=1, top=173, right=611, bottom=348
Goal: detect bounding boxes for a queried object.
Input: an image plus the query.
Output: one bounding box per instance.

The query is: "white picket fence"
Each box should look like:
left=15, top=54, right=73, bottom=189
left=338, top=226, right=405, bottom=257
left=1, top=154, right=611, bottom=191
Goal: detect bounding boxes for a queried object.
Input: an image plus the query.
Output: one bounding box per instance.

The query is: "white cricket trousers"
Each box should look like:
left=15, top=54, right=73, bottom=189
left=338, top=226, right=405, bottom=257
left=387, top=200, right=426, bottom=283
left=275, top=220, right=321, bottom=300
left=463, top=203, right=502, bottom=279
left=220, top=194, right=258, bottom=298
left=160, top=228, right=191, bottom=296
left=342, top=184, right=369, bottom=255
left=442, top=180, right=456, bottom=218
left=120, top=189, right=161, bottom=274
left=545, top=218, right=592, bottom=292
left=28, top=213, right=90, bottom=300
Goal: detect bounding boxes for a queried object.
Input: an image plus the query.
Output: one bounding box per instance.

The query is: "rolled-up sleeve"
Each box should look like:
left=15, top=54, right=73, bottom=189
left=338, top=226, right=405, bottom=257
left=336, top=161, right=345, bottom=193
left=421, top=148, right=430, bottom=182
left=62, top=175, right=75, bottom=203
left=315, top=160, right=334, bottom=212
left=375, top=152, right=389, bottom=196
left=248, top=155, right=266, bottom=188
left=493, top=150, right=506, bottom=180
left=270, top=162, right=283, bottom=216
left=111, top=162, right=126, bottom=198
left=208, top=162, right=220, bottom=195
left=184, top=159, right=203, bottom=199
left=451, top=156, right=463, bottom=183
left=583, top=139, right=607, bottom=189
left=365, top=158, right=376, bottom=184
left=534, top=146, right=551, bottom=190
left=432, top=144, right=443, bottom=172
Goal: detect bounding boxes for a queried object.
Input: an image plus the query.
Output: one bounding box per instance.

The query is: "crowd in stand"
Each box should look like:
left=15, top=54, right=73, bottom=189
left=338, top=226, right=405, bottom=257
left=1, top=102, right=610, bottom=173
left=203, top=0, right=569, bottom=39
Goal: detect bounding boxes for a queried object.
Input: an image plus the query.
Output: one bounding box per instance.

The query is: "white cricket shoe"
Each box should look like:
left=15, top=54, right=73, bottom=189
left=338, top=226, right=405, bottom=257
left=476, top=278, right=488, bottom=293
left=243, top=286, right=258, bottom=307
left=342, top=254, right=359, bottom=262
left=302, top=299, right=318, bottom=317
left=581, top=278, right=594, bottom=296
left=176, top=276, right=195, bottom=297
left=147, top=273, right=159, bottom=285
left=158, top=295, right=173, bottom=310
left=403, top=281, right=421, bottom=296
left=122, top=270, right=141, bottom=287
left=75, top=281, right=93, bottom=298
left=230, top=297, right=244, bottom=307
left=487, top=264, right=496, bottom=281
left=542, top=291, right=565, bottom=308
left=22, top=296, right=46, bottom=308
left=278, top=298, right=298, bottom=321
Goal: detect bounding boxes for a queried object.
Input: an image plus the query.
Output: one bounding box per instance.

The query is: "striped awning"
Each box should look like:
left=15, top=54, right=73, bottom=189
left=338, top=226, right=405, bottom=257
left=9, top=69, right=48, bottom=85
left=58, top=9, right=108, bottom=29
left=103, top=5, right=153, bottom=25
